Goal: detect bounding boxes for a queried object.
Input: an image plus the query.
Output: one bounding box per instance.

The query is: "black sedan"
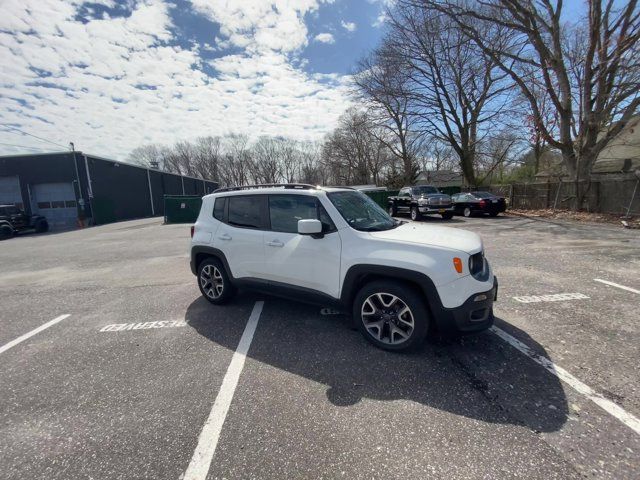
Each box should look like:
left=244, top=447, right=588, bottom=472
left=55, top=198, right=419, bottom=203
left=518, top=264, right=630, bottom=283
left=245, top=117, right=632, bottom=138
left=451, top=191, right=507, bottom=217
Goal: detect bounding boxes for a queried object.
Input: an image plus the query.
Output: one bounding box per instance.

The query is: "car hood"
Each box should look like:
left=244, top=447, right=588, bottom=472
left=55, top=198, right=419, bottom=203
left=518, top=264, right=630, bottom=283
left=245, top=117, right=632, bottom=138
left=368, top=222, right=482, bottom=254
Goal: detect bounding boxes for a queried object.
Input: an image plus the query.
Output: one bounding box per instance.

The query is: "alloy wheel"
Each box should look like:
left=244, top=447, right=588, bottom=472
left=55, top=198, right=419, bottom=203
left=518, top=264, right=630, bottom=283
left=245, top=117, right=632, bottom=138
left=361, top=292, right=415, bottom=345
left=464, top=207, right=471, bottom=217
left=200, top=264, right=224, bottom=299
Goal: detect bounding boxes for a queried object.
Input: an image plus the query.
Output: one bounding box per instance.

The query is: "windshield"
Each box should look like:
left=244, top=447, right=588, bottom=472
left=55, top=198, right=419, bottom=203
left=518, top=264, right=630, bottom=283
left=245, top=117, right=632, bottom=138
left=327, top=191, right=397, bottom=232
left=413, top=186, right=440, bottom=195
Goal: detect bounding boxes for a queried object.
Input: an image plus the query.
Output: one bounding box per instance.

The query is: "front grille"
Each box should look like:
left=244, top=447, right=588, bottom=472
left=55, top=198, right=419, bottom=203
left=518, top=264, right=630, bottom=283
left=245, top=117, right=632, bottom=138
left=428, top=196, right=451, bottom=206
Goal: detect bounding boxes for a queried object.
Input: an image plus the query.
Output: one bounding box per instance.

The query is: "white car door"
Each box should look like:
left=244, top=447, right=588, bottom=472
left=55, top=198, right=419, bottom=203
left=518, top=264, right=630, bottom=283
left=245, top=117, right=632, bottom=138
left=214, top=195, right=266, bottom=279
left=262, top=194, right=342, bottom=298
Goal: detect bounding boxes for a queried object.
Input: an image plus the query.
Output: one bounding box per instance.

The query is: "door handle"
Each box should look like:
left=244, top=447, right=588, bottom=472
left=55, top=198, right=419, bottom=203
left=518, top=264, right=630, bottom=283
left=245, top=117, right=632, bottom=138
left=267, top=240, right=284, bottom=247
left=218, top=233, right=232, bottom=241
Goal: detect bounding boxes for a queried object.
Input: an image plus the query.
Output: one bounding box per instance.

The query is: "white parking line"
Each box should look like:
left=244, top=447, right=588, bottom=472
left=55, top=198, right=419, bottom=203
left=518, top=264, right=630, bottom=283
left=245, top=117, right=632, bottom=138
left=513, top=293, right=589, bottom=303
left=594, top=278, right=640, bottom=294
left=0, top=314, right=71, bottom=355
left=491, top=326, right=640, bottom=436
left=183, top=301, right=264, bottom=480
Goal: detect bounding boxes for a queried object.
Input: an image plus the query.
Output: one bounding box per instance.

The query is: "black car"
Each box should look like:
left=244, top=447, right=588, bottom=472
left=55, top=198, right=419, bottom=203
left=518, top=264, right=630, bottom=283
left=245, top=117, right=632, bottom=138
left=387, top=185, right=454, bottom=220
left=451, top=192, right=507, bottom=217
left=0, top=205, right=49, bottom=239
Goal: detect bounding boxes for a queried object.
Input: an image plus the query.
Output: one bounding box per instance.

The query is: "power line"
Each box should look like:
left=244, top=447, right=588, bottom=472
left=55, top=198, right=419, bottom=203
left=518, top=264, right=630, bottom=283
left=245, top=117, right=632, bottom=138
left=0, top=124, right=68, bottom=149
left=0, top=142, right=51, bottom=151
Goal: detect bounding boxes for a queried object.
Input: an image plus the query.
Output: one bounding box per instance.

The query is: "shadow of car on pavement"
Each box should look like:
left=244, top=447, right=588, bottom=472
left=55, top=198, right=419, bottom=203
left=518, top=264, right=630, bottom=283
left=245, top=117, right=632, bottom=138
left=186, top=293, right=568, bottom=434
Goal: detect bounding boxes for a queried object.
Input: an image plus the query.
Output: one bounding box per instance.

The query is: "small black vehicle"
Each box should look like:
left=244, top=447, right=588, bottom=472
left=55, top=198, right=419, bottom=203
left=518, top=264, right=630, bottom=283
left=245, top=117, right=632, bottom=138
left=451, top=191, right=507, bottom=217
left=0, top=205, right=49, bottom=240
left=387, top=185, right=454, bottom=221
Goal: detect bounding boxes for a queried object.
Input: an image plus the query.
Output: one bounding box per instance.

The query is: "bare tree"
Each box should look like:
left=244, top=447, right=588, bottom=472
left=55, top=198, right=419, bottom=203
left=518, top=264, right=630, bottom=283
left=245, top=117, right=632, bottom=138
left=219, top=134, right=252, bottom=186
left=192, top=136, right=222, bottom=181
left=424, top=0, right=640, bottom=207
left=298, top=141, right=326, bottom=185
left=380, top=2, right=514, bottom=186
left=128, top=144, right=174, bottom=172
left=355, top=44, right=420, bottom=184
left=322, top=108, right=393, bottom=185
left=250, top=136, right=282, bottom=184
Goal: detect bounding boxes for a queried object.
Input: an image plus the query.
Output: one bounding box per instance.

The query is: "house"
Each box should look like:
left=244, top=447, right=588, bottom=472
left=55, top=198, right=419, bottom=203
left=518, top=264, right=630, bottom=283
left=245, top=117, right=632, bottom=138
left=536, top=117, right=640, bottom=181
left=415, top=170, right=463, bottom=188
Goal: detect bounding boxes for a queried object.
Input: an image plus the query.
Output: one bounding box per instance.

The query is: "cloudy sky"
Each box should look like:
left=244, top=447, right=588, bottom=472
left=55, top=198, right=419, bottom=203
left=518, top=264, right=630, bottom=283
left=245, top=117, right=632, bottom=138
left=0, top=0, right=388, bottom=159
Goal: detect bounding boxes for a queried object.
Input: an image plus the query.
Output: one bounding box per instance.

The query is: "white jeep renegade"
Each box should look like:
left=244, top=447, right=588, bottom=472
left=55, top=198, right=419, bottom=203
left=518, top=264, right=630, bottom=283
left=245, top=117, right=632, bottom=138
left=190, top=184, right=497, bottom=351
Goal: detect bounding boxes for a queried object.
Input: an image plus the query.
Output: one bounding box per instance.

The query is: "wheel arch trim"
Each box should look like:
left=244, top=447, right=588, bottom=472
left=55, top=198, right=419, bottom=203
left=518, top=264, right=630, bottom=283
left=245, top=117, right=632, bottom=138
left=190, top=246, right=234, bottom=280
left=340, top=264, right=443, bottom=313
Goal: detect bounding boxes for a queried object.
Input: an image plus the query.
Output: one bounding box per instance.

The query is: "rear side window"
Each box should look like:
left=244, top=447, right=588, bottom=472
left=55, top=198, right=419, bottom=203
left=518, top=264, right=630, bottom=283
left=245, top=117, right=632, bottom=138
left=213, top=197, right=226, bottom=221
left=228, top=195, right=263, bottom=229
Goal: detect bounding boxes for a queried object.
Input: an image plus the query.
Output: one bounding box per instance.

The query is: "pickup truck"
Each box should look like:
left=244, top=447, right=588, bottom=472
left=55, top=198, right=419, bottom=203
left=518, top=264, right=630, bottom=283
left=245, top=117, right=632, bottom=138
left=388, top=186, right=454, bottom=221
left=0, top=205, right=49, bottom=239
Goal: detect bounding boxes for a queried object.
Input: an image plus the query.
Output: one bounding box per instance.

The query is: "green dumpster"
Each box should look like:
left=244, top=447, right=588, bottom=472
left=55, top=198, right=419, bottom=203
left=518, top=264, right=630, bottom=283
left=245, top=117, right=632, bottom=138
left=164, top=195, right=202, bottom=224
left=363, top=190, right=399, bottom=209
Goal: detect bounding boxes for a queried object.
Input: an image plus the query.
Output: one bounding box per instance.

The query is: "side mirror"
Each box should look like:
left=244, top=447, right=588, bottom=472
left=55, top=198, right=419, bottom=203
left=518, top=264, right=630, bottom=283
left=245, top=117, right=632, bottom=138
left=298, top=219, right=323, bottom=237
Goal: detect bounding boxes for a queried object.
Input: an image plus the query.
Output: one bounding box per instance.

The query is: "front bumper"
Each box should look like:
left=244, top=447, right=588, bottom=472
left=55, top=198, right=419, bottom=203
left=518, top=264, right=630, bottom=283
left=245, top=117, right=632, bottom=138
left=433, top=277, right=498, bottom=335
left=418, top=205, right=454, bottom=214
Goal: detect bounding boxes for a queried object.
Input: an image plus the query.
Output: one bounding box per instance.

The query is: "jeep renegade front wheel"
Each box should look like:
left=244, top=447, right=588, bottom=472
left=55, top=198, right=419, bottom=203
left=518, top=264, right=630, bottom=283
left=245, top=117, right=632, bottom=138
left=353, top=281, right=429, bottom=351
left=197, top=258, right=236, bottom=304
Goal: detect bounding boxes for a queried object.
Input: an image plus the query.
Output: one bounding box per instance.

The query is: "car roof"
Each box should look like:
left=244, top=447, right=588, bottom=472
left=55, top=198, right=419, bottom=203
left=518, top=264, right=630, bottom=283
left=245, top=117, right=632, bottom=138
left=203, top=185, right=353, bottom=200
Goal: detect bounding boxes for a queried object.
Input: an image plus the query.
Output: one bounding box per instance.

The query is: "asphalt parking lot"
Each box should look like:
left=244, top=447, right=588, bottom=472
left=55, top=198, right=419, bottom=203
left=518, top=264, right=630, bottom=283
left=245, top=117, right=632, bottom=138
left=1, top=214, right=639, bottom=479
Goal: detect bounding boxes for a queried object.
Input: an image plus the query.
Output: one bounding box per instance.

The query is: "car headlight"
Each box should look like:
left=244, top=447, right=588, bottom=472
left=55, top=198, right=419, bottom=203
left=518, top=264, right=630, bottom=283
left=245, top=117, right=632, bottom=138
left=418, top=198, right=429, bottom=205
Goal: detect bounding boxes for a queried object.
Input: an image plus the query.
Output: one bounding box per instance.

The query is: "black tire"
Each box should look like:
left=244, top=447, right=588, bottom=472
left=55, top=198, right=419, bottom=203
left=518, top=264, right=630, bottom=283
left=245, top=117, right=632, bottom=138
left=34, top=219, right=48, bottom=233
left=0, top=224, right=14, bottom=240
left=463, top=207, right=472, bottom=217
left=441, top=212, right=454, bottom=220
left=388, top=204, right=397, bottom=217
left=197, top=257, right=237, bottom=304
left=489, top=211, right=499, bottom=217
left=353, top=280, right=429, bottom=352
left=410, top=206, right=421, bottom=221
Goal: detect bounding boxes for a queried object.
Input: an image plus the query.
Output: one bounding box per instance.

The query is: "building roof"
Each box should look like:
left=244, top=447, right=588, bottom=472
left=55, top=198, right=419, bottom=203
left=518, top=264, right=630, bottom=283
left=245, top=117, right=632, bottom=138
left=0, top=151, right=217, bottom=184
left=416, top=170, right=463, bottom=186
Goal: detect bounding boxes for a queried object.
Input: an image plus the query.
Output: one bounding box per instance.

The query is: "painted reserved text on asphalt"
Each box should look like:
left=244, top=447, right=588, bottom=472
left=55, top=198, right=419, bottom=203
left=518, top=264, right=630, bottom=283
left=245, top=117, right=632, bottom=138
left=99, top=320, right=187, bottom=332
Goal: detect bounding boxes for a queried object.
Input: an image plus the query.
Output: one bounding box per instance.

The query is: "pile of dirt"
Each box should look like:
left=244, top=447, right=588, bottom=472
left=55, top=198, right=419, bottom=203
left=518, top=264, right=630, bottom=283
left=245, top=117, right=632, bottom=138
left=508, top=209, right=640, bottom=228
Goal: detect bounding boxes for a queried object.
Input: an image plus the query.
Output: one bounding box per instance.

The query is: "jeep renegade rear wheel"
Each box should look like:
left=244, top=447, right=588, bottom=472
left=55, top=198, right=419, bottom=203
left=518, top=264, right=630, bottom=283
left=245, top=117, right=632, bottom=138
left=353, top=281, right=429, bottom=351
left=198, top=258, right=236, bottom=304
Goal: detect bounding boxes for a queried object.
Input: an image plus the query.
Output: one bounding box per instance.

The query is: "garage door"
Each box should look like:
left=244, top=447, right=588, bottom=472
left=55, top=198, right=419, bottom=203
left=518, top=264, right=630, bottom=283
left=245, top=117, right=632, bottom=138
left=33, top=183, right=77, bottom=230
left=0, top=176, right=24, bottom=209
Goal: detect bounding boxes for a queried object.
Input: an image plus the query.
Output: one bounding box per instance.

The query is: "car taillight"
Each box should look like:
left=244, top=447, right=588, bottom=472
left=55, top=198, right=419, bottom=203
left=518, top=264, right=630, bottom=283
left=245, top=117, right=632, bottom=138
left=479, top=200, right=486, bottom=207
left=190, top=226, right=195, bottom=238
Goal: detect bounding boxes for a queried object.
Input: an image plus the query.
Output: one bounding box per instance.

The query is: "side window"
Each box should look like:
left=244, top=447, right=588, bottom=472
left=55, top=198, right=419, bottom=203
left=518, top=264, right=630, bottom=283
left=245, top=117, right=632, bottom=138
left=399, top=188, right=409, bottom=197
left=269, top=195, right=319, bottom=233
left=228, top=195, right=264, bottom=229
left=213, top=197, right=226, bottom=221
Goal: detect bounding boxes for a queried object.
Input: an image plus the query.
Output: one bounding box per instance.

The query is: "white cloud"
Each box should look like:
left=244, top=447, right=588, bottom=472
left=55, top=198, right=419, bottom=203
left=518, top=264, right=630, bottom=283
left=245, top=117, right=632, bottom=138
left=190, top=0, right=323, bottom=54
left=314, top=32, right=335, bottom=44
left=372, top=12, right=387, bottom=27
left=0, top=0, right=352, bottom=160
left=341, top=20, right=357, bottom=32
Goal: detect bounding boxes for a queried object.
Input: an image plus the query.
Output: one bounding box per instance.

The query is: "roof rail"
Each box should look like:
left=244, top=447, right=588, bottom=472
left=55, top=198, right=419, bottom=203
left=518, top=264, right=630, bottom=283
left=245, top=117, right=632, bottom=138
left=213, top=183, right=319, bottom=193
